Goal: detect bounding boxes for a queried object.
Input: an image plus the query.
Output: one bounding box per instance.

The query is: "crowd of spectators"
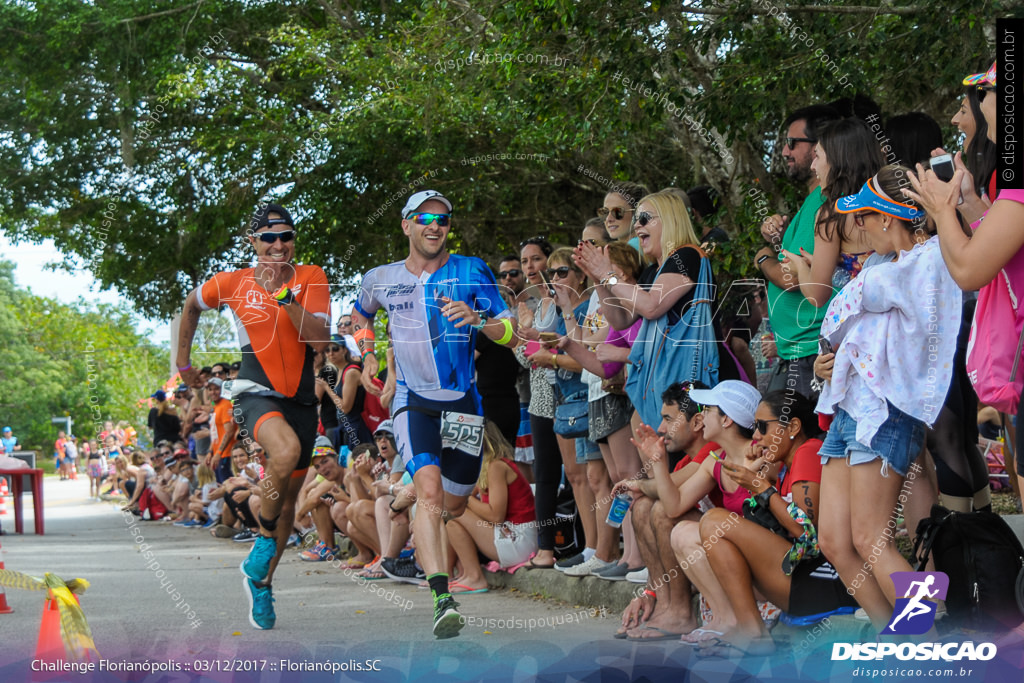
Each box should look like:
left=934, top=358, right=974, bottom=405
left=87, top=54, right=1024, bottom=654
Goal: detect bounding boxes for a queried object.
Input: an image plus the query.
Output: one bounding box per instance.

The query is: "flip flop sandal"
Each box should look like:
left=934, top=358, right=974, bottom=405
left=626, top=626, right=684, bottom=642
left=338, top=558, right=369, bottom=570
left=449, top=581, right=489, bottom=594
left=680, top=627, right=725, bottom=644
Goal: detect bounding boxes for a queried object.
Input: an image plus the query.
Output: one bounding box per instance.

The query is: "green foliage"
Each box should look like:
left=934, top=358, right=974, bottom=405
left=0, top=261, right=165, bottom=450
left=0, top=0, right=997, bottom=319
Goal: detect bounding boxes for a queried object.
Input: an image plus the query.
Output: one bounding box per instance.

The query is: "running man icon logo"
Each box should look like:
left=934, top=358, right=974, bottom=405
left=881, top=571, right=949, bottom=635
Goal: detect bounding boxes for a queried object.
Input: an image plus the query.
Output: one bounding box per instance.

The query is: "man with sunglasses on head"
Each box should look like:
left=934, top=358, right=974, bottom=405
left=351, top=189, right=516, bottom=639
left=754, top=104, right=840, bottom=399
left=175, top=202, right=331, bottom=630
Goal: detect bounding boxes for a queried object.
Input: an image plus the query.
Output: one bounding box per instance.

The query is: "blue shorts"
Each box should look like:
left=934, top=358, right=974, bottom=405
left=574, top=437, right=602, bottom=464
left=819, top=404, right=926, bottom=477
left=392, top=386, right=484, bottom=497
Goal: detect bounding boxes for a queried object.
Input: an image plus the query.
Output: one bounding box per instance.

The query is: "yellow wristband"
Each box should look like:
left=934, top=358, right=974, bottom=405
left=496, top=318, right=514, bottom=346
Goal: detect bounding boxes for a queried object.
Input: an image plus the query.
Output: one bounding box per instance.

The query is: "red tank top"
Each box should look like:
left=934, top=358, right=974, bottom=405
left=482, top=458, right=536, bottom=525
left=713, top=457, right=752, bottom=514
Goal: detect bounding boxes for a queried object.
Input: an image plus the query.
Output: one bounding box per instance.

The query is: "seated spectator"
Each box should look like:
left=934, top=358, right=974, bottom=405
left=699, top=392, right=855, bottom=655
left=611, top=382, right=717, bottom=640
left=645, top=380, right=760, bottom=641
left=181, top=464, right=219, bottom=528
left=445, top=422, right=537, bottom=593
left=221, top=445, right=263, bottom=542
left=121, top=452, right=154, bottom=512
left=297, top=445, right=351, bottom=562
left=356, top=422, right=416, bottom=581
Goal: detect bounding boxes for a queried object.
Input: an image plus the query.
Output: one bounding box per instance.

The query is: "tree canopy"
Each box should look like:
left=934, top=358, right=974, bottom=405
left=0, top=261, right=166, bottom=450
left=0, top=0, right=1006, bottom=319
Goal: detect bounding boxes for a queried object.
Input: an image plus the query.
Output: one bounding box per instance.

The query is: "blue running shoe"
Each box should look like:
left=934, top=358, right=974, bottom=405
left=241, top=534, right=276, bottom=582
left=243, top=577, right=275, bottom=630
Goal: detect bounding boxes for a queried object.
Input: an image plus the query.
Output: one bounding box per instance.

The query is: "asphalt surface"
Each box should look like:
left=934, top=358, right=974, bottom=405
left=1, top=475, right=1022, bottom=683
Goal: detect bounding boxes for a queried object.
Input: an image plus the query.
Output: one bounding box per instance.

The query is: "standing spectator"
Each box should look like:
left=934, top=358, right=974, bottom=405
left=54, top=430, right=67, bottom=472
left=754, top=105, right=842, bottom=398
left=148, top=390, right=182, bottom=447
left=496, top=254, right=535, bottom=482
left=206, top=378, right=238, bottom=483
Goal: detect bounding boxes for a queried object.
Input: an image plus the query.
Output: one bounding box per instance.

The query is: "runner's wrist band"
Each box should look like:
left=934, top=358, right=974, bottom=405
left=496, top=318, right=514, bottom=346
left=644, top=589, right=657, bottom=599
left=273, top=286, right=295, bottom=305
left=756, top=254, right=770, bottom=267
left=362, top=349, right=376, bottom=359
left=177, top=363, right=192, bottom=372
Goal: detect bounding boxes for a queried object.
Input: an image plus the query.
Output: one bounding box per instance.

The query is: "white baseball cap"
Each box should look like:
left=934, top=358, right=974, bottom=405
left=688, top=380, right=761, bottom=430
left=402, top=190, right=452, bottom=219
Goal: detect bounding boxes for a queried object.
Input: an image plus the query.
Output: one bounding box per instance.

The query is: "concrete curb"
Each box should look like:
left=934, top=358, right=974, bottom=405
left=484, top=567, right=639, bottom=614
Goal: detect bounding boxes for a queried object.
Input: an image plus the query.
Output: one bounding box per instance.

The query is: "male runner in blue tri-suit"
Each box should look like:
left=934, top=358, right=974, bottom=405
left=351, top=190, right=517, bottom=638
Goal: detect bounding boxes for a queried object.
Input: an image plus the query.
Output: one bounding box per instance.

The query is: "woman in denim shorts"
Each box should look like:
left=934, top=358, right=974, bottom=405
left=810, top=165, right=962, bottom=631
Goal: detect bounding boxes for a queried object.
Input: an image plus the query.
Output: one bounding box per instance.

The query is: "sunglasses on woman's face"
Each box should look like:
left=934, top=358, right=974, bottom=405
left=753, top=418, right=782, bottom=434
left=254, top=229, right=296, bottom=244
left=546, top=266, right=573, bottom=279
left=327, top=345, right=341, bottom=352
left=598, top=206, right=630, bottom=220
left=636, top=212, right=659, bottom=227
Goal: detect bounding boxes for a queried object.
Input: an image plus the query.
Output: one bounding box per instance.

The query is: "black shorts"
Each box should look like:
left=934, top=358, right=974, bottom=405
left=233, top=394, right=318, bottom=471
left=787, top=555, right=859, bottom=617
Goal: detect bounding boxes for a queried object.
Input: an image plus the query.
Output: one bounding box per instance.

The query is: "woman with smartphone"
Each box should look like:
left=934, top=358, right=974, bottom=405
left=907, top=60, right=1024, bottom=509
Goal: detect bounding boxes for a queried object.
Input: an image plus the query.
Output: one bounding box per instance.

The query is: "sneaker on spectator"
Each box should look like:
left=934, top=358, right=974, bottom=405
left=626, top=567, right=649, bottom=584
left=563, top=556, right=616, bottom=577
left=243, top=577, right=275, bottom=630
left=242, top=534, right=277, bottom=583
left=173, top=519, right=191, bottom=527
left=182, top=520, right=204, bottom=528
left=594, top=563, right=638, bottom=581
left=381, top=556, right=425, bottom=585
left=432, top=595, right=464, bottom=639
left=212, top=524, right=237, bottom=538
left=286, top=533, right=300, bottom=548
left=299, top=541, right=339, bottom=562
left=202, top=516, right=220, bottom=529
left=554, top=552, right=585, bottom=573
left=232, top=529, right=257, bottom=543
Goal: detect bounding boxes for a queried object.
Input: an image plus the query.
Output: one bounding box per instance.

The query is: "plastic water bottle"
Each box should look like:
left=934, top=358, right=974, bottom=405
left=606, top=493, right=632, bottom=528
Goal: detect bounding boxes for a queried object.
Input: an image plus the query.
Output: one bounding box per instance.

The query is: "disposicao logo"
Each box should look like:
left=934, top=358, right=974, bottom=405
left=882, top=571, right=948, bottom=635
left=831, top=571, right=997, bottom=662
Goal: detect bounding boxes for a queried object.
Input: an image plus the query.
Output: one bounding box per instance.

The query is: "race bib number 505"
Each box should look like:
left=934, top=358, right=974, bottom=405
left=441, top=411, right=486, bottom=457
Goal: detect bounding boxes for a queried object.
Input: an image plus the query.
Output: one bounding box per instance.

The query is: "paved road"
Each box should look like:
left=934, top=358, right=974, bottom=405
left=0, top=476, right=1020, bottom=683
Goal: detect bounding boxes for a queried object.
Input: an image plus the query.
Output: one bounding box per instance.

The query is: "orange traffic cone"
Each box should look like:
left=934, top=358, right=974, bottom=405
left=70, top=463, right=78, bottom=481
left=34, top=596, right=64, bottom=663
left=0, top=539, right=13, bottom=614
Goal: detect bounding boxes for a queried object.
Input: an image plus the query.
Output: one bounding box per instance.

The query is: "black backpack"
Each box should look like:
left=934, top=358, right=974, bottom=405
left=913, top=504, right=1024, bottom=631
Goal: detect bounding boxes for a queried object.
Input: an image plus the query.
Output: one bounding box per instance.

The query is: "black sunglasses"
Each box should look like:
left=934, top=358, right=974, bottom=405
left=977, top=84, right=997, bottom=101
left=254, top=229, right=296, bottom=244
left=754, top=418, right=782, bottom=434
left=498, top=269, right=521, bottom=278
left=636, top=211, right=658, bottom=227
left=211, top=370, right=225, bottom=377
left=519, top=235, right=549, bottom=248
left=598, top=206, right=630, bottom=220
left=546, top=266, right=573, bottom=279
left=327, top=344, right=341, bottom=352
left=785, top=137, right=816, bottom=148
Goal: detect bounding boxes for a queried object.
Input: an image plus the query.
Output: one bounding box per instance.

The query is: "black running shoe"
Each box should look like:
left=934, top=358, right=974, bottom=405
left=380, top=556, right=425, bottom=585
